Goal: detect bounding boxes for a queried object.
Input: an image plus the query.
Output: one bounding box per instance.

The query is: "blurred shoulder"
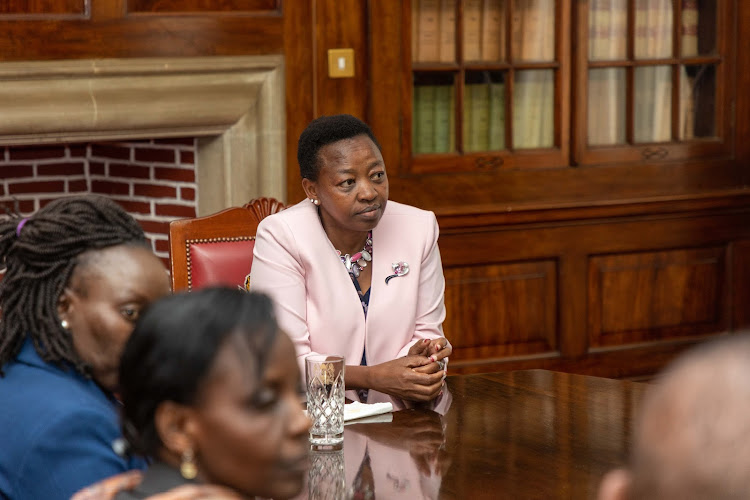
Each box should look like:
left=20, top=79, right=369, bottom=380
left=383, top=200, right=436, bottom=221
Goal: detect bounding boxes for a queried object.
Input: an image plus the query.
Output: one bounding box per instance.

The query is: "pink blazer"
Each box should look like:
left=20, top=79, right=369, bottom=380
left=250, top=199, right=446, bottom=399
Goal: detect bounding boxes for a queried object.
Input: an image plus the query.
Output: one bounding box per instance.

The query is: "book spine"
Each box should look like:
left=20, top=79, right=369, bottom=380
left=433, top=85, right=453, bottom=153
left=488, top=82, right=505, bottom=150
left=463, top=0, right=482, bottom=61
left=439, top=0, right=457, bottom=62
left=417, top=0, right=440, bottom=62
left=414, top=85, right=437, bottom=153
left=481, top=0, right=504, bottom=61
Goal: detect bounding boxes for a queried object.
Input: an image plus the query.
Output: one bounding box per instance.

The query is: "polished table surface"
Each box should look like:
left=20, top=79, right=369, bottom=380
left=298, top=370, right=648, bottom=500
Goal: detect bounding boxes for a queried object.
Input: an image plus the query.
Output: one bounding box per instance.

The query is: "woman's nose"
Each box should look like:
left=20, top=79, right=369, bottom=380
left=358, top=181, right=377, bottom=200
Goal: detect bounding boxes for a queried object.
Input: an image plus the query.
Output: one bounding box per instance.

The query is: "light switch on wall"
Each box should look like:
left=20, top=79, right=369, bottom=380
left=327, top=49, right=355, bottom=78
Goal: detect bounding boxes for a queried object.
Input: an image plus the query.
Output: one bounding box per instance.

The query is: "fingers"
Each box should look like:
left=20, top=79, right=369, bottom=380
left=71, top=470, right=143, bottom=500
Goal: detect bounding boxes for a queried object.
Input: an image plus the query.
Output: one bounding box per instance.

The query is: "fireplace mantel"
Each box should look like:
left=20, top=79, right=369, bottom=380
left=0, top=56, right=285, bottom=215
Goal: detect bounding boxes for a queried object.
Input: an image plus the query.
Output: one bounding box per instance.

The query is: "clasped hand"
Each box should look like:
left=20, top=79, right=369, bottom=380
left=370, top=338, right=451, bottom=402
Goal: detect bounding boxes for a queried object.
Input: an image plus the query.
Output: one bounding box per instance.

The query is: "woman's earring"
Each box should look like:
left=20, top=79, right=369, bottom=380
left=60, top=319, right=70, bottom=330
left=180, top=448, right=198, bottom=479
left=310, top=198, right=320, bottom=206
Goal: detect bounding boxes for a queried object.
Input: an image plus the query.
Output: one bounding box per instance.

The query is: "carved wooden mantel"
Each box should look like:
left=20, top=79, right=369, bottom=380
left=0, top=56, right=286, bottom=216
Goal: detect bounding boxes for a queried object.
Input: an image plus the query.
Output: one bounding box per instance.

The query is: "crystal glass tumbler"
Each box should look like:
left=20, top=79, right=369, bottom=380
left=306, top=354, right=345, bottom=448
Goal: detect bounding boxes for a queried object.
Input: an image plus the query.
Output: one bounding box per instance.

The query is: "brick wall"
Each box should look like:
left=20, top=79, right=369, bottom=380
left=0, top=139, right=197, bottom=267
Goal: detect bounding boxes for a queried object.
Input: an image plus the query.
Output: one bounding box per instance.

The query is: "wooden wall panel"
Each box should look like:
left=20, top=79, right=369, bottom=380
left=444, top=261, right=558, bottom=363
left=0, top=0, right=282, bottom=60
left=0, top=0, right=86, bottom=17
left=588, top=247, right=725, bottom=348
left=126, top=0, right=278, bottom=14
left=732, top=240, right=750, bottom=330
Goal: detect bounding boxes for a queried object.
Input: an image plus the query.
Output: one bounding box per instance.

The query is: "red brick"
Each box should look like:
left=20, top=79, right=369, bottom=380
left=68, top=179, right=88, bottom=192
left=179, top=150, right=195, bottom=164
left=114, top=199, right=151, bottom=215
left=154, top=138, right=195, bottom=146
left=15, top=199, right=37, bottom=212
left=37, top=162, right=85, bottom=176
left=154, top=203, right=196, bottom=218
left=89, top=162, right=105, bottom=175
left=180, top=186, right=196, bottom=201
left=8, top=180, right=65, bottom=194
left=134, top=184, right=177, bottom=199
left=135, top=148, right=176, bottom=163
left=0, top=165, right=33, bottom=178
left=154, top=238, right=170, bottom=253
left=154, top=167, right=195, bottom=182
left=136, top=219, right=170, bottom=234
left=109, top=164, right=151, bottom=179
left=91, top=180, right=130, bottom=195
left=9, top=146, right=66, bottom=161
left=69, top=144, right=88, bottom=157
left=90, top=144, right=131, bottom=160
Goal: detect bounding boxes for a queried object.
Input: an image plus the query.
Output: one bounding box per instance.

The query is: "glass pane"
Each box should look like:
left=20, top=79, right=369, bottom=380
left=681, top=0, right=716, bottom=57
left=511, top=0, right=555, bottom=62
left=634, top=65, right=672, bottom=143
left=413, top=73, right=456, bottom=154
left=634, top=0, right=673, bottom=59
left=414, top=0, right=456, bottom=62
left=512, top=69, right=554, bottom=149
left=588, top=0, right=627, bottom=61
left=588, top=68, right=626, bottom=146
left=464, top=71, right=506, bottom=152
left=481, top=0, right=506, bottom=62
left=680, top=64, right=716, bottom=139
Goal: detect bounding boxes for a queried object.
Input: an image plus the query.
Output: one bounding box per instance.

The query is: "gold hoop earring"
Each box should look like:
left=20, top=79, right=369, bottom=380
left=180, top=448, right=198, bottom=479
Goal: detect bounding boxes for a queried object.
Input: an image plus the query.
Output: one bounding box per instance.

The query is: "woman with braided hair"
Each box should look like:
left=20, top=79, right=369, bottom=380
left=0, top=194, right=170, bottom=500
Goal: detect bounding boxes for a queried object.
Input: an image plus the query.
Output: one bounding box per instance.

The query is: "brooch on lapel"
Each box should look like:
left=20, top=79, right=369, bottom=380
left=385, top=261, right=409, bottom=284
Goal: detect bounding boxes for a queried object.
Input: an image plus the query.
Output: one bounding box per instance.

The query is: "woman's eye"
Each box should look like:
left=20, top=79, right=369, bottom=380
left=372, top=172, right=385, bottom=180
left=121, top=308, right=139, bottom=322
left=339, top=179, right=355, bottom=187
left=250, top=387, right=279, bottom=409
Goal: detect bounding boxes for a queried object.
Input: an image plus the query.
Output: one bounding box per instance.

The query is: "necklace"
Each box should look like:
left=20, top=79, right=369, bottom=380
left=336, top=231, right=372, bottom=279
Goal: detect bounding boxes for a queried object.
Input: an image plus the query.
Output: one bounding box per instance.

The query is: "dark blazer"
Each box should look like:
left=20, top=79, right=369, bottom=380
left=0, top=339, right=146, bottom=500
left=114, top=462, right=194, bottom=499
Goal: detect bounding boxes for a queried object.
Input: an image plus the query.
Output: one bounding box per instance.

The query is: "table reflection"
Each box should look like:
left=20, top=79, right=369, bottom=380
left=298, top=391, right=452, bottom=500
left=294, top=371, right=646, bottom=500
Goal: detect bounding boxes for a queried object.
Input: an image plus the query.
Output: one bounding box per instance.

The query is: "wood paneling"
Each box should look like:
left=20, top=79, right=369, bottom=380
left=588, top=247, right=725, bottom=347
left=444, top=260, right=557, bottom=362
left=127, top=0, right=278, bottom=13
left=732, top=240, right=750, bottom=330
left=0, top=0, right=282, bottom=60
left=0, top=0, right=86, bottom=17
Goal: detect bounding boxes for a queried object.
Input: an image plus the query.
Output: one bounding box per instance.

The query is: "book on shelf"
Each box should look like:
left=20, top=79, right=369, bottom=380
left=681, top=0, right=699, bottom=56
left=512, top=0, right=555, bottom=61
left=464, top=83, right=490, bottom=152
left=488, top=81, right=505, bottom=150
left=416, top=0, right=440, bottom=62
left=588, top=0, right=627, bottom=61
left=463, top=0, right=482, bottom=61
left=481, top=0, right=505, bottom=61
left=414, top=85, right=436, bottom=153
left=433, top=85, right=455, bottom=152
left=513, top=71, right=554, bottom=148
left=438, top=0, right=457, bottom=62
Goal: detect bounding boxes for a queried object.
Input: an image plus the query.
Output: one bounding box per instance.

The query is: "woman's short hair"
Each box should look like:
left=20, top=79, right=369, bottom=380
left=297, top=114, right=382, bottom=181
left=0, top=194, right=147, bottom=373
left=119, top=287, right=279, bottom=456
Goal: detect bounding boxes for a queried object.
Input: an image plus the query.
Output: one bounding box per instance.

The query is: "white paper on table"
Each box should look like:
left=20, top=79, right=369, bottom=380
left=344, top=401, right=393, bottom=422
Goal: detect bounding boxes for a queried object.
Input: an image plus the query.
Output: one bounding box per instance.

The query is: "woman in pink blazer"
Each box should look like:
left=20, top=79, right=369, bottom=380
left=250, top=114, right=451, bottom=403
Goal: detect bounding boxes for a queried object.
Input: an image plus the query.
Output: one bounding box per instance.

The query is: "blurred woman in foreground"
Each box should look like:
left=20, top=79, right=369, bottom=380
left=113, top=288, right=310, bottom=499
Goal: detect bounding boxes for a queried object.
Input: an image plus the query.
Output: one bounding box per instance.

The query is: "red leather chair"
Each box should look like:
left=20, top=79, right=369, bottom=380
left=168, top=197, right=285, bottom=292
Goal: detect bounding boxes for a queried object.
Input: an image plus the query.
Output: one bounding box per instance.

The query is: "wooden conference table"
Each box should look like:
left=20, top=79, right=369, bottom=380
left=298, top=370, right=648, bottom=500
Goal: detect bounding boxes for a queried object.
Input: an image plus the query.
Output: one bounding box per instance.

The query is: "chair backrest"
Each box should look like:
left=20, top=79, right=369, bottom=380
left=168, top=197, right=285, bottom=292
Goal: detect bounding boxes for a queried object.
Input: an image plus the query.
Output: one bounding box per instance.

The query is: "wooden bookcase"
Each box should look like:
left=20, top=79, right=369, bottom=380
left=364, top=0, right=750, bottom=377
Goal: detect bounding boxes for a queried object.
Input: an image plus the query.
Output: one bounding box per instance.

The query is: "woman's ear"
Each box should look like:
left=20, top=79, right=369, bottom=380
left=154, top=401, right=197, bottom=456
left=56, top=288, right=74, bottom=326
left=301, top=178, right=318, bottom=201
